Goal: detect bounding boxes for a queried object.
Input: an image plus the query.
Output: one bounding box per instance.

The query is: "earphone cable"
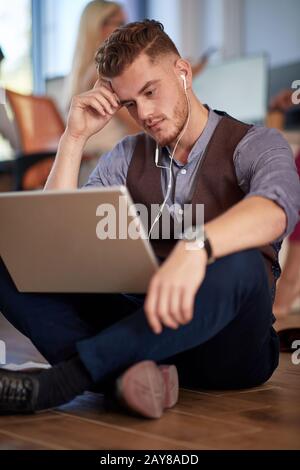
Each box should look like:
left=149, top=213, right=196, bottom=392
left=148, top=88, right=191, bottom=239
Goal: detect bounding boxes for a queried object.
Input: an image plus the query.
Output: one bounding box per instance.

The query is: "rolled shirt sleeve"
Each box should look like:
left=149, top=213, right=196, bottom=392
left=234, top=126, right=300, bottom=240
left=81, top=134, right=137, bottom=188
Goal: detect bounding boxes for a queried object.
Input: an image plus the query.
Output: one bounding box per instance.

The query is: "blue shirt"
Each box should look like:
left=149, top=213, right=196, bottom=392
left=83, top=107, right=300, bottom=241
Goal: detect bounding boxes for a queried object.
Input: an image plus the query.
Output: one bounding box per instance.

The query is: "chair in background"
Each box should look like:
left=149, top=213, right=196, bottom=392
left=5, top=89, right=66, bottom=190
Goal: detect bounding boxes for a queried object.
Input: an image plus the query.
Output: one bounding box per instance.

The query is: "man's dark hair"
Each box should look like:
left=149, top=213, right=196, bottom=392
left=95, top=19, right=180, bottom=77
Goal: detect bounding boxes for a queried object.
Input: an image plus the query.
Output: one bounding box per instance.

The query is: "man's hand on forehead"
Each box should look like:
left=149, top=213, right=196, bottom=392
left=65, top=74, right=124, bottom=141
left=93, top=77, right=121, bottom=106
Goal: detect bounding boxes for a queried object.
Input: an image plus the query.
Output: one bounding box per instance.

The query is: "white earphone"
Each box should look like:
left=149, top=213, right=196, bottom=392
left=180, top=73, right=187, bottom=91
left=154, top=72, right=187, bottom=167
left=148, top=71, right=191, bottom=240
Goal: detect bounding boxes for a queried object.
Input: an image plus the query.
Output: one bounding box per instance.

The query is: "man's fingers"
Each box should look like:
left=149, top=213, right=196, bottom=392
left=93, top=76, right=112, bottom=90
left=93, top=78, right=102, bottom=90
left=169, top=286, right=184, bottom=325
left=98, top=95, right=116, bottom=114
left=156, top=285, right=179, bottom=330
left=181, top=289, right=195, bottom=323
left=144, top=283, right=162, bottom=334
left=85, top=94, right=117, bottom=116
left=93, top=78, right=120, bottom=108
left=79, top=96, right=106, bottom=117
left=91, top=79, right=120, bottom=109
left=97, top=86, right=120, bottom=109
left=145, top=282, right=195, bottom=333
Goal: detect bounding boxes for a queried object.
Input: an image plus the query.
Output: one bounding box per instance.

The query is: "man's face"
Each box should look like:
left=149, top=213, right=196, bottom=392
left=111, top=53, right=188, bottom=147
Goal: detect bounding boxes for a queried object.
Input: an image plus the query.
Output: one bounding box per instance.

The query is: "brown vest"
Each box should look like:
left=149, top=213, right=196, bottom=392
left=126, top=112, right=278, bottom=288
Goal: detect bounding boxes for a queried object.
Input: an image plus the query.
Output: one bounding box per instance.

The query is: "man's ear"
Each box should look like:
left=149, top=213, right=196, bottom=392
left=174, top=58, right=192, bottom=89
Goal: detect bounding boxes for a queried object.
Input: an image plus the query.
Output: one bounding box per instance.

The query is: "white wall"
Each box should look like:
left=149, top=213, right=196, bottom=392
left=244, top=0, right=300, bottom=67
left=148, top=0, right=300, bottom=67
left=201, top=0, right=223, bottom=59
left=148, top=0, right=244, bottom=63
left=148, top=0, right=223, bottom=64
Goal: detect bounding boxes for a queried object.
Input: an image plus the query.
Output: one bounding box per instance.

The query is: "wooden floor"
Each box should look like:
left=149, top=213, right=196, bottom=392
left=0, top=312, right=299, bottom=450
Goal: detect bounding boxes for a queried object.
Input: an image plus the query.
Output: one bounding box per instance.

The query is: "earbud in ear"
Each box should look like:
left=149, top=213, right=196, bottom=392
left=155, top=144, right=159, bottom=165
left=180, top=73, right=187, bottom=91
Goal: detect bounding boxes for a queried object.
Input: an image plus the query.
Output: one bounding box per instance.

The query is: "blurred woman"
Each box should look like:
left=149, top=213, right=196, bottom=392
left=270, top=89, right=300, bottom=318
left=64, top=0, right=140, bottom=158
left=273, top=151, right=300, bottom=318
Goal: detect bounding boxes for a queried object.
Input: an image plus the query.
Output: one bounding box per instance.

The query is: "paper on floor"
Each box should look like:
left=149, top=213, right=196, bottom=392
left=1, top=361, right=51, bottom=371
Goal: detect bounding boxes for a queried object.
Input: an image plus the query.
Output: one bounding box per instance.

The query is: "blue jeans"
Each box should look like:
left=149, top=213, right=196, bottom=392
left=0, top=249, right=279, bottom=390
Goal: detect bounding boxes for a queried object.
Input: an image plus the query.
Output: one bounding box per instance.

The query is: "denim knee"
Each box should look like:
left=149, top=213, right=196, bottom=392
left=205, top=249, right=269, bottom=296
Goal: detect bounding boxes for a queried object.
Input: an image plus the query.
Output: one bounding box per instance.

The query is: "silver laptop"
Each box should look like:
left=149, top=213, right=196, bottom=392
left=0, top=186, right=159, bottom=293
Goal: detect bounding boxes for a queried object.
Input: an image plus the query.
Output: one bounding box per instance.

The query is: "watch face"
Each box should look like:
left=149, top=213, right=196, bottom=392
left=183, top=225, right=204, bottom=241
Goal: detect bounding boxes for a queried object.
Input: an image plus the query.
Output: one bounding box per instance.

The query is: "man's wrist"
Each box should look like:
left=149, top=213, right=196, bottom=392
left=181, top=225, right=215, bottom=264
left=63, top=129, right=88, bottom=147
left=182, top=239, right=208, bottom=262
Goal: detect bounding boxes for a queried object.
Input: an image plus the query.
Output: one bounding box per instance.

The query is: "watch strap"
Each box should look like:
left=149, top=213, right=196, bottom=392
left=203, top=234, right=215, bottom=264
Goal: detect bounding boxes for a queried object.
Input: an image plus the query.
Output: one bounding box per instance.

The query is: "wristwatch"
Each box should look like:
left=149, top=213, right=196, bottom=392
left=182, top=225, right=215, bottom=264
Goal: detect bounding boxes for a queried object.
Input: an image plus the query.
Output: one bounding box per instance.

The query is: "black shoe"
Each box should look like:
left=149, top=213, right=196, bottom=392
left=0, top=369, right=40, bottom=414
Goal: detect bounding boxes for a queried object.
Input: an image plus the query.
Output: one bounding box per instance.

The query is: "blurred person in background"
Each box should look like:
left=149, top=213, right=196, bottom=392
left=273, top=153, right=300, bottom=318
left=269, top=88, right=300, bottom=319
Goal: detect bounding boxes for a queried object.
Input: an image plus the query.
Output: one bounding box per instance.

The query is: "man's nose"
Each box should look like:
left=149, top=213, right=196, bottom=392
left=136, top=100, right=154, bottom=122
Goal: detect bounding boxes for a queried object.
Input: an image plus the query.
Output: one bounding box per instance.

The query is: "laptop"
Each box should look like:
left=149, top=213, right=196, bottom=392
left=0, top=186, right=159, bottom=293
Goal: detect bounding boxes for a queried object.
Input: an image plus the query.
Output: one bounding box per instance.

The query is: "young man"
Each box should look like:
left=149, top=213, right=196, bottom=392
left=0, top=20, right=299, bottom=419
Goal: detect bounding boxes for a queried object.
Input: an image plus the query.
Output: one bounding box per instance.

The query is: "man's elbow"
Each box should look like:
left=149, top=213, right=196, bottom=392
left=272, top=204, right=287, bottom=241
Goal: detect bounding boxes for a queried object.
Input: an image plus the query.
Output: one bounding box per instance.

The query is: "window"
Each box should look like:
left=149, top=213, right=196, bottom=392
left=0, top=0, right=32, bottom=93
left=0, top=0, right=32, bottom=160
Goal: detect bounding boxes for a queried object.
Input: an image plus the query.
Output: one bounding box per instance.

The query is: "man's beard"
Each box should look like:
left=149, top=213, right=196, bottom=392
left=155, top=94, right=189, bottom=148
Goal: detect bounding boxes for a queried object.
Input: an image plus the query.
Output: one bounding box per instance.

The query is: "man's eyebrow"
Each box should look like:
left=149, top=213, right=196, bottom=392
left=138, top=79, right=160, bottom=95
left=119, top=80, right=160, bottom=105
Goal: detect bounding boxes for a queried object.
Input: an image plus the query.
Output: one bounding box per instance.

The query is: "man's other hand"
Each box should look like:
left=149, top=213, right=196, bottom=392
left=144, top=241, right=207, bottom=334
